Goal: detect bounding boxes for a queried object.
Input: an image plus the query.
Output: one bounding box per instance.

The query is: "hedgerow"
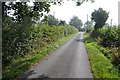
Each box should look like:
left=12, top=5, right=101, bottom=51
left=90, top=28, right=119, bottom=48
left=89, top=27, right=120, bottom=72
left=3, top=24, right=78, bottom=68
left=84, top=33, right=119, bottom=78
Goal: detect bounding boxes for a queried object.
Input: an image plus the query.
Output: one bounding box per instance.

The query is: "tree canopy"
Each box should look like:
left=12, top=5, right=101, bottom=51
left=91, top=8, right=109, bottom=29
left=69, top=16, right=82, bottom=31
left=59, top=20, right=66, bottom=26
left=76, top=0, right=95, bottom=6
left=2, top=2, right=51, bottom=22
left=47, top=14, right=59, bottom=26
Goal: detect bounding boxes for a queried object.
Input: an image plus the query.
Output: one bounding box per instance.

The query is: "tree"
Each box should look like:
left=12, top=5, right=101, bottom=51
left=2, top=2, right=51, bottom=66
left=76, top=0, right=95, bottom=6
left=48, top=14, right=59, bottom=26
left=59, top=20, right=66, bottom=26
left=2, top=0, right=95, bottom=66
left=91, top=8, right=109, bottom=30
left=69, top=16, right=82, bottom=31
left=2, top=0, right=95, bottom=23
left=2, top=2, right=51, bottom=22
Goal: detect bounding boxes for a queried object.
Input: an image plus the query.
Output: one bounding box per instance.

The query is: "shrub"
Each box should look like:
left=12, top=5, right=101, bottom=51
left=89, top=27, right=120, bottom=71
left=86, top=27, right=94, bottom=33
left=90, top=28, right=119, bottom=48
left=84, top=34, right=119, bottom=78
left=3, top=24, right=78, bottom=67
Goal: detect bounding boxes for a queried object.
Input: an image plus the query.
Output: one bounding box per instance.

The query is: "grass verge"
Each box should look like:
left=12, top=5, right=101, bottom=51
left=3, top=32, right=78, bottom=79
left=84, top=33, right=119, bottom=78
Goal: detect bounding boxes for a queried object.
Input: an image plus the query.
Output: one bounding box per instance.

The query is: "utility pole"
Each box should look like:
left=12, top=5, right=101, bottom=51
left=111, top=19, right=112, bottom=27
left=85, top=14, right=88, bottom=32
left=118, top=2, right=120, bottom=26
left=87, top=14, right=88, bottom=27
left=53, top=12, right=55, bottom=17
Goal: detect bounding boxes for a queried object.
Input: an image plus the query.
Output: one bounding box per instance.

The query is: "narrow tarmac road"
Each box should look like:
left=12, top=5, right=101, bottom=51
left=21, top=32, right=93, bottom=78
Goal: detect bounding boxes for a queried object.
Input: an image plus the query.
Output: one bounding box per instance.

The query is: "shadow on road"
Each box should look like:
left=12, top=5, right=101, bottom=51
left=22, top=70, right=36, bottom=78
left=76, top=39, right=84, bottom=43
left=20, top=70, right=49, bottom=80
left=38, top=74, right=49, bottom=80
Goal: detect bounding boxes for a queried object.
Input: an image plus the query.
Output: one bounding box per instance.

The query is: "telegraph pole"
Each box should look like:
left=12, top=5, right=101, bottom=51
left=111, top=19, right=112, bottom=27
left=53, top=12, right=55, bottom=17
left=87, top=14, right=88, bottom=27
left=85, top=14, right=88, bottom=32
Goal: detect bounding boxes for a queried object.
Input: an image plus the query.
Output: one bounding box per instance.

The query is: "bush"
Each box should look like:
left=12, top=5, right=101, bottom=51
left=3, top=23, right=78, bottom=67
left=84, top=34, right=119, bottom=78
left=86, top=27, right=94, bottom=33
left=89, top=27, right=120, bottom=71
left=90, top=28, right=119, bottom=48
left=79, top=28, right=85, bottom=32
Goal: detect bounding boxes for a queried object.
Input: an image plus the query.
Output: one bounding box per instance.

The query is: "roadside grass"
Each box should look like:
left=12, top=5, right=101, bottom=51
left=3, top=32, right=78, bottom=79
left=84, top=33, right=119, bottom=78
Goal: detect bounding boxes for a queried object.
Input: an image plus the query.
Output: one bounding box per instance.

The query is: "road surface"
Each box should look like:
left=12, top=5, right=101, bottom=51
left=20, top=32, right=93, bottom=78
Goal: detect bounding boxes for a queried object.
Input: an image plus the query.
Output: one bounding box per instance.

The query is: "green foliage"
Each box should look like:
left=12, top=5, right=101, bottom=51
left=76, top=0, right=95, bottom=6
left=90, top=28, right=119, bottom=48
left=2, top=2, right=51, bottom=22
left=2, top=2, right=53, bottom=66
left=86, top=27, right=94, bottom=33
left=3, top=17, right=35, bottom=66
left=47, top=14, right=59, bottom=26
left=59, top=20, right=66, bottom=26
left=69, top=16, right=82, bottom=31
left=63, top=25, right=78, bottom=36
left=91, top=8, right=109, bottom=29
left=84, top=34, right=119, bottom=78
left=3, top=33, right=78, bottom=79
left=89, top=27, right=120, bottom=72
left=79, top=28, right=85, bottom=31
left=3, top=23, right=78, bottom=67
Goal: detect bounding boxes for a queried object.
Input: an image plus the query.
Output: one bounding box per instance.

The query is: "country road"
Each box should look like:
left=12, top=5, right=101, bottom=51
left=20, top=32, right=93, bottom=78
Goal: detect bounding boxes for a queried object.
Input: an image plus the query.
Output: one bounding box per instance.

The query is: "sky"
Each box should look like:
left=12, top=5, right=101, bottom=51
left=49, top=0, right=120, bottom=26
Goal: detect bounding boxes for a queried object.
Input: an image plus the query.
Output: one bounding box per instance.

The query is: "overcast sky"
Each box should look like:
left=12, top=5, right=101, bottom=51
left=49, top=0, right=120, bottom=26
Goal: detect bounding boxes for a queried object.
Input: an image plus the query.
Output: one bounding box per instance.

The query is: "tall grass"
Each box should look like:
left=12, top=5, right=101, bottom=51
left=84, top=33, right=119, bottom=78
left=90, top=28, right=120, bottom=70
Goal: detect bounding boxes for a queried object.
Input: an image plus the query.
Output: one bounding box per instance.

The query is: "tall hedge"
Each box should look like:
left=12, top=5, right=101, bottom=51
left=3, top=24, right=78, bottom=67
left=90, top=27, right=120, bottom=69
left=90, top=28, right=119, bottom=48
